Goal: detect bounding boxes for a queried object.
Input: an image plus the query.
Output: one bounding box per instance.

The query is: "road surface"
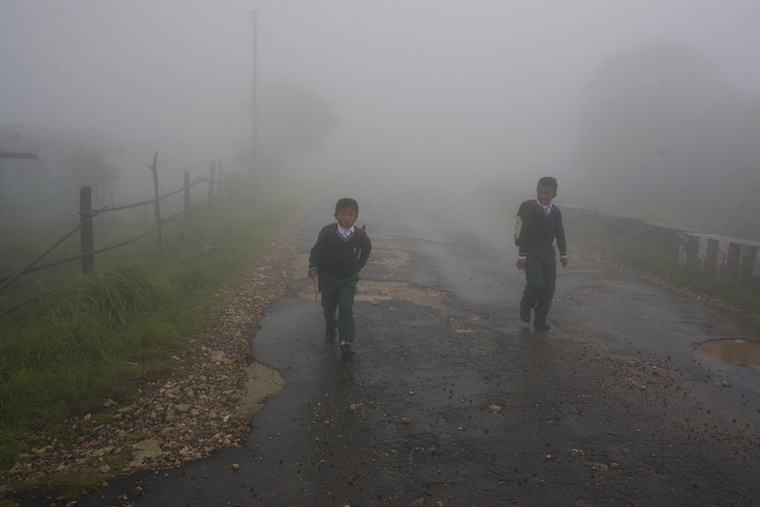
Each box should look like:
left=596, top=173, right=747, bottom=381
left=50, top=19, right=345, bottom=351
left=80, top=195, right=760, bottom=506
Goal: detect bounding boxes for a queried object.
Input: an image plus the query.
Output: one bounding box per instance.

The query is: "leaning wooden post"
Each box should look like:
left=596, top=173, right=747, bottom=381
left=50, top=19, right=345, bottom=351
left=80, top=185, right=95, bottom=274
left=148, top=152, right=162, bottom=247
left=217, top=158, right=224, bottom=206
left=208, top=160, right=216, bottom=207
left=183, top=171, right=191, bottom=223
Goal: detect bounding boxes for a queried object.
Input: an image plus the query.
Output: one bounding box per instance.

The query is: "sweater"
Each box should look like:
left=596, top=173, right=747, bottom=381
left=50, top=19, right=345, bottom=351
left=309, top=224, right=372, bottom=277
left=517, top=200, right=567, bottom=258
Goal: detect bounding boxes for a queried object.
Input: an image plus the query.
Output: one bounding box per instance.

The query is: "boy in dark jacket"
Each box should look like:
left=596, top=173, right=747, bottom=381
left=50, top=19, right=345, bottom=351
left=308, top=198, right=372, bottom=356
left=515, top=177, right=568, bottom=331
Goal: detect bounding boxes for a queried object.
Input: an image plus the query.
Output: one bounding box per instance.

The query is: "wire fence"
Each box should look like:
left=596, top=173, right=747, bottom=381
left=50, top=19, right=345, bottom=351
left=0, top=154, right=230, bottom=310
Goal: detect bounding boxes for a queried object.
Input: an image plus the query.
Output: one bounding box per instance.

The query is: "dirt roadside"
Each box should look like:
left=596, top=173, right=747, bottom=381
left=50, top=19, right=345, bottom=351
left=2, top=227, right=302, bottom=498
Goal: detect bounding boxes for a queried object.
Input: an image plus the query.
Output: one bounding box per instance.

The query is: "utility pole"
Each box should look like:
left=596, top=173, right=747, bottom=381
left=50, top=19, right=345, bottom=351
left=250, top=9, right=258, bottom=172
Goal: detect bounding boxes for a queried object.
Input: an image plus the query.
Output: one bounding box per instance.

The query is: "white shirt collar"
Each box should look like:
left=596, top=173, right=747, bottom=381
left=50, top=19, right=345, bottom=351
left=537, top=201, right=552, bottom=214
left=337, top=223, right=354, bottom=238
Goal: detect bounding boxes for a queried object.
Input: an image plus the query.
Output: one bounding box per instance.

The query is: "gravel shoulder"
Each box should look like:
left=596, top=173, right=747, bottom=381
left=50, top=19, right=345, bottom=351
left=3, top=227, right=301, bottom=498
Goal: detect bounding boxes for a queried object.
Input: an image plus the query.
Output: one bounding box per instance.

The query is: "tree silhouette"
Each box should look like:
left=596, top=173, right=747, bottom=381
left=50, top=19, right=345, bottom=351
left=259, top=82, right=340, bottom=163
left=578, top=40, right=760, bottom=239
left=68, top=145, right=121, bottom=208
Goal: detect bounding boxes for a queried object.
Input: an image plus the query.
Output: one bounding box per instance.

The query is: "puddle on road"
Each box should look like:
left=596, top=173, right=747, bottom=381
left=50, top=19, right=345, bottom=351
left=694, top=339, right=760, bottom=367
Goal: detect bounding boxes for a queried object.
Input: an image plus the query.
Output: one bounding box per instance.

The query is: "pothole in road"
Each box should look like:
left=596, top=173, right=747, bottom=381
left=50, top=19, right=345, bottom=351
left=357, top=280, right=447, bottom=309
left=694, top=339, right=760, bottom=367
left=296, top=280, right=448, bottom=309
left=366, top=236, right=417, bottom=271
left=292, top=237, right=415, bottom=275
left=574, top=270, right=619, bottom=281
left=580, top=285, right=611, bottom=296
left=293, top=237, right=445, bottom=308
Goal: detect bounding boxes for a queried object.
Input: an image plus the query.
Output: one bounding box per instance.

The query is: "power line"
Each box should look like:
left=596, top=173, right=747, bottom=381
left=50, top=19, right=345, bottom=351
left=215, top=0, right=248, bottom=17
left=212, top=0, right=313, bottom=70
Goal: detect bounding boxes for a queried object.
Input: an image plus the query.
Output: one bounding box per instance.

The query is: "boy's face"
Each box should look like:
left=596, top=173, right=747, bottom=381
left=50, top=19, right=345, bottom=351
left=536, top=185, right=557, bottom=206
left=334, top=207, right=358, bottom=229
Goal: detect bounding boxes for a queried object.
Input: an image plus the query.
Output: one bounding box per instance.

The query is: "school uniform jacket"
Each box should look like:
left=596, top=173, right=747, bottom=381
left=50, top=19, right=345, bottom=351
left=309, top=223, right=372, bottom=277
left=517, top=200, right=567, bottom=258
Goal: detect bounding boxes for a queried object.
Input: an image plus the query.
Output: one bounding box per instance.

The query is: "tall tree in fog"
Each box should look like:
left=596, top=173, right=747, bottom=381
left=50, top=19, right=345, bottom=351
left=68, top=146, right=121, bottom=208
left=233, top=82, right=340, bottom=197
left=259, top=82, right=340, bottom=163
left=578, top=41, right=760, bottom=238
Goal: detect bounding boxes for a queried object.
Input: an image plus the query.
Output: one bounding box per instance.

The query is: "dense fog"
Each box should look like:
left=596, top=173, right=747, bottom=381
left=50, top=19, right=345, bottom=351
left=1, top=1, right=759, bottom=237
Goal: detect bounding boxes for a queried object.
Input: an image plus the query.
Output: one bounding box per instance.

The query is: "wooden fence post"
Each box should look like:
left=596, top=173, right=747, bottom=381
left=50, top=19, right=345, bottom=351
left=80, top=185, right=94, bottom=274
left=149, top=152, right=162, bottom=247
left=208, top=161, right=216, bottom=206
left=184, top=171, right=190, bottom=223
left=218, top=158, right=224, bottom=206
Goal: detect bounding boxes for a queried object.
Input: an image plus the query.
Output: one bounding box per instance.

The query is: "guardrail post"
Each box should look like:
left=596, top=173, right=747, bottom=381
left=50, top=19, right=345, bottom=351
left=80, top=185, right=94, bottom=274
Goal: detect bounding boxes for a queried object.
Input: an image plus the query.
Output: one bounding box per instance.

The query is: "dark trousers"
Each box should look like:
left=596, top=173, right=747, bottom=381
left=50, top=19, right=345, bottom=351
left=320, top=272, right=358, bottom=342
left=520, top=244, right=557, bottom=324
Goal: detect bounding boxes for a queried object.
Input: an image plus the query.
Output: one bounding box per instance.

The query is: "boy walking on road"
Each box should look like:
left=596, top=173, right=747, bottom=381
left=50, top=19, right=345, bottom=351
left=515, top=177, right=568, bottom=331
left=308, top=198, right=372, bottom=356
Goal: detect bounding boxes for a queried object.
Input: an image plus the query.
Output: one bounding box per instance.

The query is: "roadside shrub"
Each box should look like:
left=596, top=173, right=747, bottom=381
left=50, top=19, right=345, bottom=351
left=49, top=262, right=179, bottom=328
left=167, top=263, right=215, bottom=294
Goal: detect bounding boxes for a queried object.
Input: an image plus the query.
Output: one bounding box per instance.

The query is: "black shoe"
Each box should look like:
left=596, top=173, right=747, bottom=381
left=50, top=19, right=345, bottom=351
left=534, top=321, right=551, bottom=332
left=325, top=326, right=337, bottom=341
left=340, top=342, right=354, bottom=357
left=519, top=305, right=531, bottom=323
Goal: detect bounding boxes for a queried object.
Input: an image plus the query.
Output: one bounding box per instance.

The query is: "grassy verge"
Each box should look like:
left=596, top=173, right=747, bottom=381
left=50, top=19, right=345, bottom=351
left=0, top=196, right=304, bottom=500
left=565, top=212, right=760, bottom=316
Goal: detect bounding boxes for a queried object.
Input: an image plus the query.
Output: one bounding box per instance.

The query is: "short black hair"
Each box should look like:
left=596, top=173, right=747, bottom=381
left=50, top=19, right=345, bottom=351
left=537, top=176, right=558, bottom=194
left=335, top=197, right=359, bottom=214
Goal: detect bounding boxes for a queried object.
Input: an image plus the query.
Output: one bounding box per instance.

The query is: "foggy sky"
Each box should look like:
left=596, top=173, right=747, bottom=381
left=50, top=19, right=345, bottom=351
left=2, top=0, right=759, bottom=200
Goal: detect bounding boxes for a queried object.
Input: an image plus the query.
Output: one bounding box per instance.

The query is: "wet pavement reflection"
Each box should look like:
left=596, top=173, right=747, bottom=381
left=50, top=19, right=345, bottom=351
left=77, top=196, right=760, bottom=506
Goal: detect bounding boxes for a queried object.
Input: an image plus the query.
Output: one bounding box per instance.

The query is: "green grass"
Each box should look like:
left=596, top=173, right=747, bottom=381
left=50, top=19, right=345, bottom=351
left=0, top=194, right=307, bottom=499
left=566, top=214, right=760, bottom=315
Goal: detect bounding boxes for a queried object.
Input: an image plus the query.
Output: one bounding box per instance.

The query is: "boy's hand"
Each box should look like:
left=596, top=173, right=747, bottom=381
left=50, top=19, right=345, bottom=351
left=308, top=269, right=318, bottom=279
left=560, top=257, right=568, bottom=268
left=516, top=259, right=526, bottom=270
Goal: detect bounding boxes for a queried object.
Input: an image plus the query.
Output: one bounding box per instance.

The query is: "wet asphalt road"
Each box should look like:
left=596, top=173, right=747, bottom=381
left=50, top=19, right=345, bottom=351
left=81, top=196, right=760, bottom=506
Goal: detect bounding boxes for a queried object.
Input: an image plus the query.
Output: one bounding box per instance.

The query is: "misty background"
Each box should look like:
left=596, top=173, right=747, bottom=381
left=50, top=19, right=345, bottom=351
left=2, top=1, right=759, bottom=238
